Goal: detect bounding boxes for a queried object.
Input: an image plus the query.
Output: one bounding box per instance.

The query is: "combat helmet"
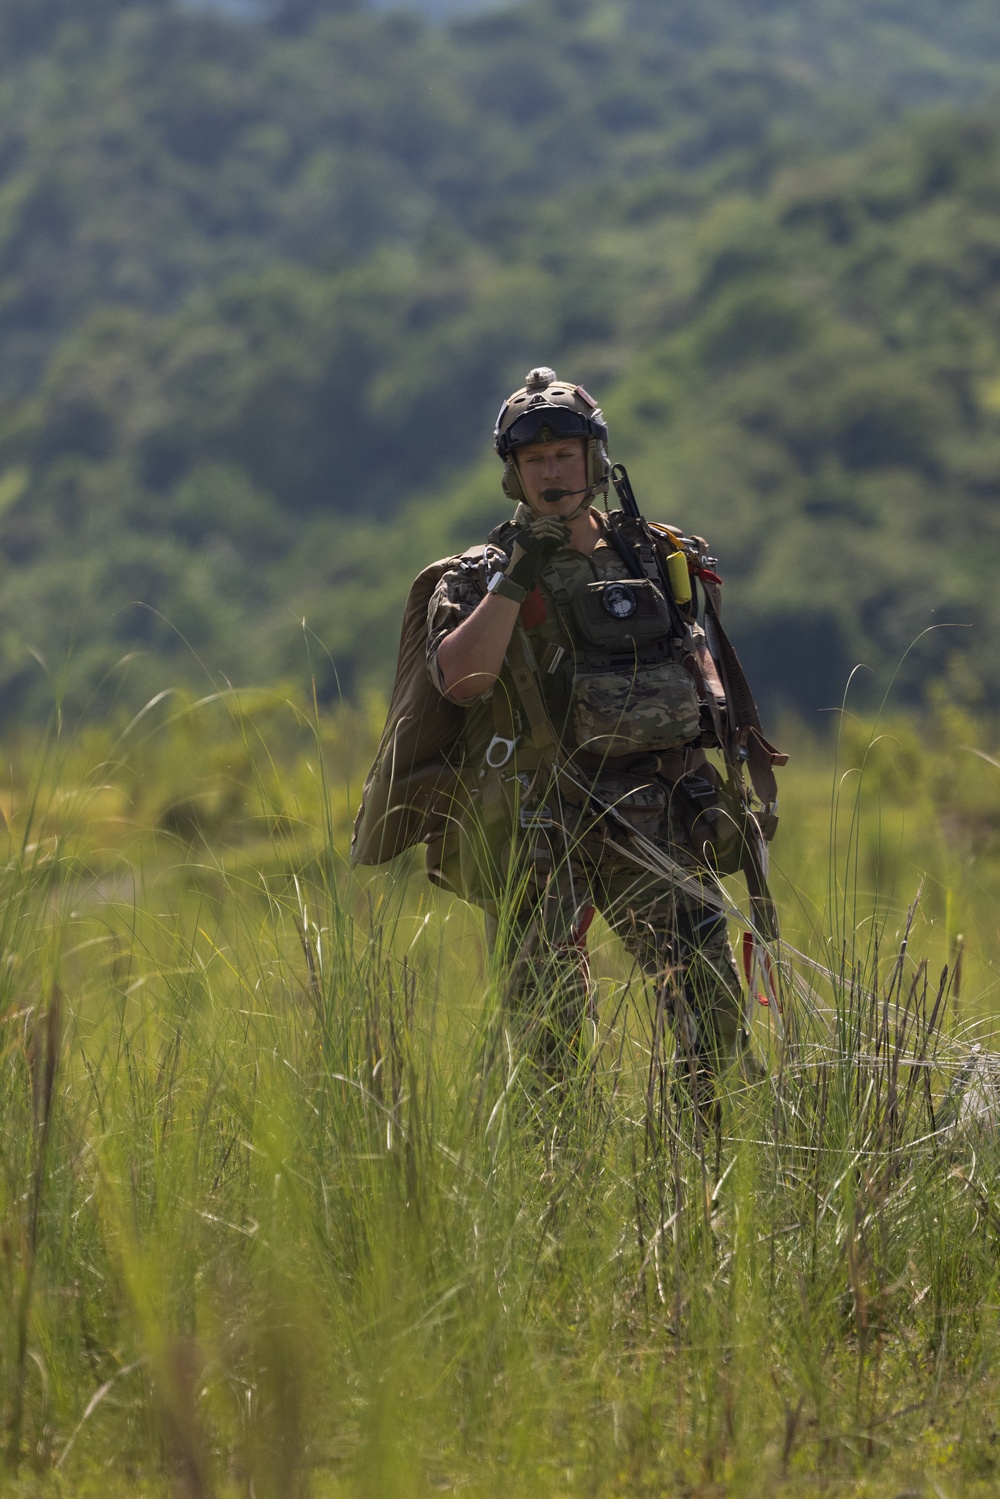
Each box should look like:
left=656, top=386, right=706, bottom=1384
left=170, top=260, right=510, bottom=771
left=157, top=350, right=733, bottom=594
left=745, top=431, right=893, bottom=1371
left=493, top=366, right=610, bottom=506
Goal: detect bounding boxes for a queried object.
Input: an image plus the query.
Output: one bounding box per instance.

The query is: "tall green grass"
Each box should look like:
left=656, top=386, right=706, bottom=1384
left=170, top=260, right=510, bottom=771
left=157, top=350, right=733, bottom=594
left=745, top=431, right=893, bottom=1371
left=1, top=690, right=1000, bottom=1496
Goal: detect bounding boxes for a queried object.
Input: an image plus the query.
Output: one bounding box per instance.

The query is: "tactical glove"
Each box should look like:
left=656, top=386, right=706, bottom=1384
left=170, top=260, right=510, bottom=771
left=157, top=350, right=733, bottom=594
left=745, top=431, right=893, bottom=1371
left=506, top=514, right=570, bottom=590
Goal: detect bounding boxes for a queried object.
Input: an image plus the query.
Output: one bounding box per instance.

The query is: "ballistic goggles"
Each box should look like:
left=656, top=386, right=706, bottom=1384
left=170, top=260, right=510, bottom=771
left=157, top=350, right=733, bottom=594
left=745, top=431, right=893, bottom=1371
left=494, top=404, right=606, bottom=460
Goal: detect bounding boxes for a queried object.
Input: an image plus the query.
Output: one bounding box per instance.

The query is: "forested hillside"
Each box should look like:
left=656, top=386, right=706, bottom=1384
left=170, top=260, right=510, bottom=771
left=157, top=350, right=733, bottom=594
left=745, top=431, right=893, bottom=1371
left=3, top=0, right=1000, bottom=718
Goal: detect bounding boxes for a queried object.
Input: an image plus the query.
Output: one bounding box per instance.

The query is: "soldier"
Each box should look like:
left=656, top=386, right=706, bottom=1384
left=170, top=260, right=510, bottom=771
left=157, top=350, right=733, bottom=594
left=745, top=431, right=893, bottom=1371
left=353, top=367, right=784, bottom=1094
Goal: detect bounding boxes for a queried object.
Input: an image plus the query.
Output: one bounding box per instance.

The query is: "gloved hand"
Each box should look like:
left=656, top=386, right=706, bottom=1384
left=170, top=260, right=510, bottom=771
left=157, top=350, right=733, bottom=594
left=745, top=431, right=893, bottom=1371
left=507, top=514, right=570, bottom=590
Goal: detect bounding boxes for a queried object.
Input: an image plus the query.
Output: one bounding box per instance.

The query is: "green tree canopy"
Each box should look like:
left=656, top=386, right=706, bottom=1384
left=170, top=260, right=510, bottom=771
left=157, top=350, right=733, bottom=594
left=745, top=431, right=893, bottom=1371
left=2, top=0, right=1000, bottom=719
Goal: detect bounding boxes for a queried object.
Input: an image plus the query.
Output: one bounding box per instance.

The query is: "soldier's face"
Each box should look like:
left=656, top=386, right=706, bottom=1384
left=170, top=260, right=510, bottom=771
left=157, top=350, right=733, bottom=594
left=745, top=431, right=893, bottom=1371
left=515, top=437, right=588, bottom=514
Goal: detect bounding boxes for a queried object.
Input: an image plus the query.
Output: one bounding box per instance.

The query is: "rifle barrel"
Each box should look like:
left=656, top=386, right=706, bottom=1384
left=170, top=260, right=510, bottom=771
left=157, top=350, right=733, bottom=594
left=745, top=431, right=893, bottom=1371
left=610, top=463, right=689, bottom=635
left=611, top=463, right=640, bottom=519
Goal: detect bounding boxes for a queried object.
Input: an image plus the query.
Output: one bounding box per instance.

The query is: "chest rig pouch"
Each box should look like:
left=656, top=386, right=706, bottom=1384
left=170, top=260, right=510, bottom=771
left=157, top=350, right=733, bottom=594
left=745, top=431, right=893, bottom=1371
left=569, top=578, right=701, bottom=755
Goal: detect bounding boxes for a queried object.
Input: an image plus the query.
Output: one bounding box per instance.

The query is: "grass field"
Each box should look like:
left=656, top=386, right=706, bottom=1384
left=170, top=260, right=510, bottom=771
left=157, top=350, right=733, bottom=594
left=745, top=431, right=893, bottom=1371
left=2, top=686, right=1000, bottom=1497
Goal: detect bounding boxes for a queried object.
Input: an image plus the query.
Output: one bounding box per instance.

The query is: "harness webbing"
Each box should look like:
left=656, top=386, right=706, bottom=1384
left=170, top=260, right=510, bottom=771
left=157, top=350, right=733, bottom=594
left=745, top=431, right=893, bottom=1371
left=505, top=627, right=559, bottom=758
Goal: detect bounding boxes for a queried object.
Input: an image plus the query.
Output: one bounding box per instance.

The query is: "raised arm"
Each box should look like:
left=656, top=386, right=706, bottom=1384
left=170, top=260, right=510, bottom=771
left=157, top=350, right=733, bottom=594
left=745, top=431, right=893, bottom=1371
left=435, top=591, right=521, bottom=701
left=431, top=513, right=569, bottom=702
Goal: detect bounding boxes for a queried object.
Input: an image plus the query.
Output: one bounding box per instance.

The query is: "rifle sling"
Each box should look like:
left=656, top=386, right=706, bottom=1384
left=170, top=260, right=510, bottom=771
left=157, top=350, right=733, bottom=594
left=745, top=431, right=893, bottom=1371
left=703, top=591, right=787, bottom=810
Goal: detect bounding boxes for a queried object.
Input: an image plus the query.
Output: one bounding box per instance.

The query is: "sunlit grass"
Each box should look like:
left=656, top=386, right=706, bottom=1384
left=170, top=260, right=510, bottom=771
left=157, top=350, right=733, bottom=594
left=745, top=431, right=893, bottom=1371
left=0, top=691, right=999, bottom=1495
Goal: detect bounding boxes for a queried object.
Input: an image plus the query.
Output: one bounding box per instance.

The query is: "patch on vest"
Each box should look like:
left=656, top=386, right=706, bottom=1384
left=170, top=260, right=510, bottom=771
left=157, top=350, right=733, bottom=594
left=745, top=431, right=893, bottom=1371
left=602, top=582, right=638, bottom=620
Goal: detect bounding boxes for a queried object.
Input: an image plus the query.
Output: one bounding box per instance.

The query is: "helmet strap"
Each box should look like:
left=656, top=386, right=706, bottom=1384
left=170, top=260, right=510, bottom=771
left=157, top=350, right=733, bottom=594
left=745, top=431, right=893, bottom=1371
left=560, top=490, right=598, bottom=523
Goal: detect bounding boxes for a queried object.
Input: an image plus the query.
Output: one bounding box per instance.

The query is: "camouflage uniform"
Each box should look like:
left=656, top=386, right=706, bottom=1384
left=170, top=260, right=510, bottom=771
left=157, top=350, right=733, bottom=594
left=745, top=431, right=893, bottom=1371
left=426, top=512, right=745, bottom=1078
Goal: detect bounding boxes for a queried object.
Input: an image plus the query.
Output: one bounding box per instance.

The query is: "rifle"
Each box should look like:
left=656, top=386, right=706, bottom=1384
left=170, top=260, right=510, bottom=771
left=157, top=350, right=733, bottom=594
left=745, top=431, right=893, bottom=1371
left=609, top=462, right=786, bottom=958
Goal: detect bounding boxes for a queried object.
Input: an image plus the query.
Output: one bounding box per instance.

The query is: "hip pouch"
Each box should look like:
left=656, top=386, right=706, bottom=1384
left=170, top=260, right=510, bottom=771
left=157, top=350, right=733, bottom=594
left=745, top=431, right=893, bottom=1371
left=593, top=771, right=666, bottom=840
left=669, top=766, right=747, bottom=876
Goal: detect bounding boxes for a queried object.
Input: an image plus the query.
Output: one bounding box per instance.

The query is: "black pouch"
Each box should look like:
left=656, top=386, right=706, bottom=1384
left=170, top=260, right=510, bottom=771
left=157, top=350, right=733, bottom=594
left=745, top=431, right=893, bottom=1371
left=669, top=765, right=747, bottom=876
left=571, top=578, right=672, bottom=651
left=593, top=771, right=667, bottom=841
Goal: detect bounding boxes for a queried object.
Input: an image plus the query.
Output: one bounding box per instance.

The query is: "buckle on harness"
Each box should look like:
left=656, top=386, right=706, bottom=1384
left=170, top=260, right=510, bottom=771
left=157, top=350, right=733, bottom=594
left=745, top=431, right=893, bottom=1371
left=485, top=734, right=517, bottom=769
left=519, top=804, right=555, bottom=830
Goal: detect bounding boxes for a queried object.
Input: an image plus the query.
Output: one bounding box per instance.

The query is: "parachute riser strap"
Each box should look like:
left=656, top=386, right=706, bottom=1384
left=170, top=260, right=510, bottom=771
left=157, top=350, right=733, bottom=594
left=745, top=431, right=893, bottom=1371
left=505, top=627, right=559, bottom=759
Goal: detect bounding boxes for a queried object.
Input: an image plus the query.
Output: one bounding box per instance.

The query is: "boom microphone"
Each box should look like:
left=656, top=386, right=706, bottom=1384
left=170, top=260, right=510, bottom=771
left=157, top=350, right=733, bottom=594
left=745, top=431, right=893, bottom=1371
left=540, top=484, right=592, bottom=504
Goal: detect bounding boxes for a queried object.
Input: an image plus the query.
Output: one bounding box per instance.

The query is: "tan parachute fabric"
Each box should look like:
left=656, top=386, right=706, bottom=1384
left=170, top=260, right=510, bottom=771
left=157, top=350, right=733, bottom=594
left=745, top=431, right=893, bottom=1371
left=350, top=547, right=486, bottom=883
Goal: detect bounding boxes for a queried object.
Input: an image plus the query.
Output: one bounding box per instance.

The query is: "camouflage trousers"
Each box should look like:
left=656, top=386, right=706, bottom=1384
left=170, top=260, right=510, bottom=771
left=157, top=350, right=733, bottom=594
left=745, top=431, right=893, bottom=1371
left=467, top=766, right=746, bottom=1082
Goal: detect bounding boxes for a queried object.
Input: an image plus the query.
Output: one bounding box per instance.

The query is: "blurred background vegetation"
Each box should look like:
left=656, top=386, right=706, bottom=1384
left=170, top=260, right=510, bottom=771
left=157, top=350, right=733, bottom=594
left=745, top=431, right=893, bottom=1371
left=2, top=0, right=1000, bottom=724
